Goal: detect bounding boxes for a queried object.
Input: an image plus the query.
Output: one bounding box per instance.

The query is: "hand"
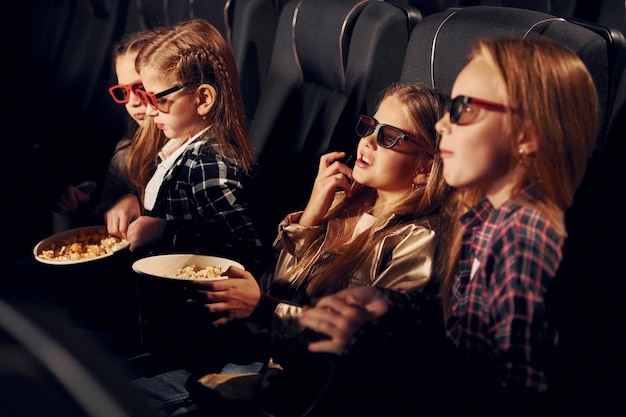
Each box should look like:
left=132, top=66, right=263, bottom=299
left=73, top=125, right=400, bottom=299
left=54, top=186, right=90, bottom=214
left=298, top=287, right=389, bottom=354
left=186, top=266, right=262, bottom=326
left=126, top=216, right=166, bottom=251
left=105, top=193, right=141, bottom=239
left=299, top=151, right=354, bottom=226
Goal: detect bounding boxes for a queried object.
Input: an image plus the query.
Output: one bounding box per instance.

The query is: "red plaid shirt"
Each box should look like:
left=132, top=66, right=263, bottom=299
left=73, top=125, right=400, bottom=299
left=447, top=187, right=562, bottom=393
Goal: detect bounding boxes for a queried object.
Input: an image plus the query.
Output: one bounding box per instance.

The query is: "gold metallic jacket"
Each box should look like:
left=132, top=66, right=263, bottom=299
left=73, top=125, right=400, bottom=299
left=261, top=210, right=436, bottom=339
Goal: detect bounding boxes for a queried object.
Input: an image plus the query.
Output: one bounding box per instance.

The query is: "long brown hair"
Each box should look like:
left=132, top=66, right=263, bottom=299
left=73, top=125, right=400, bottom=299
left=303, top=83, right=455, bottom=297
left=440, top=37, right=599, bottom=315
left=125, top=119, right=168, bottom=196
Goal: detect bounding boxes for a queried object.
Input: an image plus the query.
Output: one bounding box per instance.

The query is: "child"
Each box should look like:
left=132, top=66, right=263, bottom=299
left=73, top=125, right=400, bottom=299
left=53, top=29, right=162, bottom=234
left=298, top=36, right=599, bottom=416
left=125, top=19, right=264, bottom=273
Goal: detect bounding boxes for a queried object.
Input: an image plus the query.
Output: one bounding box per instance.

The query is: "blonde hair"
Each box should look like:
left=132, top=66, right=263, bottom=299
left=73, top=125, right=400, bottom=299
left=127, top=19, right=255, bottom=194
left=441, top=36, right=599, bottom=314
left=302, top=83, right=454, bottom=297
left=125, top=119, right=168, bottom=196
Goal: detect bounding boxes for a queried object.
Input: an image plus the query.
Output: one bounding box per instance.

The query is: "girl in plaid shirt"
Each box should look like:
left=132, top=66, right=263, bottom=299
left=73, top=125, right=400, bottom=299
left=298, top=36, right=599, bottom=416
left=120, top=19, right=263, bottom=273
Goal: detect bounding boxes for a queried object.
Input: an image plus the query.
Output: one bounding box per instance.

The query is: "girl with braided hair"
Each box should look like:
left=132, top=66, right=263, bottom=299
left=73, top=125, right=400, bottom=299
left=125, top=19, right=264, bottom=273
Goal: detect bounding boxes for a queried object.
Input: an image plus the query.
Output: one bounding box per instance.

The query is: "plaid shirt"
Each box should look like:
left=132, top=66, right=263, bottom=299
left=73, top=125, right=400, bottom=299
left=145, top=137, right=263, bottom=271
left=447, top=187, right=562, bottom=394
left=346, top=187, right=562, bottom=414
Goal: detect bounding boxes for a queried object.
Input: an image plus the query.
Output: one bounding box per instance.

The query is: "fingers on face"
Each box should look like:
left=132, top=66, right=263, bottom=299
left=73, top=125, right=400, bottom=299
left=321, top=151, right=346, bottom=168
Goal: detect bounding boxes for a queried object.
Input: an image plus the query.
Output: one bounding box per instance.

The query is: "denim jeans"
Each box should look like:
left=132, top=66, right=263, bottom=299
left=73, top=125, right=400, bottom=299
left=123, top=352, right=264, bottom=416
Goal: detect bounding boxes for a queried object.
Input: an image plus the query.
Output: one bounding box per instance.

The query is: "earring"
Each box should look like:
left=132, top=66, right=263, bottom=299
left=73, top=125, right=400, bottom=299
left=518, top=147, right=527, bottom=165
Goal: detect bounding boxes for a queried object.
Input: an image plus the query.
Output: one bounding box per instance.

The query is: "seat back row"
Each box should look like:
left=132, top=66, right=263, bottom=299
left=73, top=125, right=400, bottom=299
left=4, top=2, right=625, bottom=268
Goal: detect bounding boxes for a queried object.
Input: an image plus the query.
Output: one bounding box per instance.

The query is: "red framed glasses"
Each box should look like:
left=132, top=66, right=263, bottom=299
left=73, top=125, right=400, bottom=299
left=355, top=115, right=435, bottom=156
left=108, top=81, right=144, bottom=104
left=135, top=84, right=187, bottom=112
left=446, top=95, right=516, bottom=125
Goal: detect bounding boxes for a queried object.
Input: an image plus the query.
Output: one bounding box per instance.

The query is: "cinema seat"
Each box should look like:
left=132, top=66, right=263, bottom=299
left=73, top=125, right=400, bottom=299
left=226, top=0, right=291, bottom=122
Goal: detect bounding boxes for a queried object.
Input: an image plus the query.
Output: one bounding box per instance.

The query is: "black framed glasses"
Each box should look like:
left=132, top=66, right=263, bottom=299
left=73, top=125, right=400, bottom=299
left=108, top=80, right=144, bottom=104
left=135, top=84, right=188, bottom=112
left=355, top=115, right=435, bottom=156
left=446, top=95, right=515, bottom=125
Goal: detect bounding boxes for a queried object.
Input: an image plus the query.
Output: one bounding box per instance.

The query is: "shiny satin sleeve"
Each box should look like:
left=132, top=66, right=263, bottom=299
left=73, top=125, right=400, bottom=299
left=272, top=191, right=346, bottom=258
left=354, top=223, right=436, bottom=292
left=273, top=211, right=322, bottom=257
left=260, top=211, right=322, bottom=292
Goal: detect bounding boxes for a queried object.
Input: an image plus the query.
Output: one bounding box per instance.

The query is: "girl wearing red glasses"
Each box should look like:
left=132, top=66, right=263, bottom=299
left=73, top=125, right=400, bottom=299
left=297, top=37, right=599, bottom=416
left=122, top=19, right=264, bottom=274
left=101, top=29, right=168, bottom=236
left=53, top=29, right=162, bottom=233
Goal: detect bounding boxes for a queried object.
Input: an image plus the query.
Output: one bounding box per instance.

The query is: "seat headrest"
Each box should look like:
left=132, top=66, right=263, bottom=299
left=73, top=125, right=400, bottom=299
left=293, top=0, right=368, bottom=91
left=401, top=6, right=618, bottom=142
left=404, top=7, right=577, bottom=91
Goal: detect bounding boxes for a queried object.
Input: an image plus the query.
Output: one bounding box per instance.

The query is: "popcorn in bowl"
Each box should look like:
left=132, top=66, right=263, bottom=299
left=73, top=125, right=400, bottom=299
left=172, top=264, right=223, bottom=279
left=34, top=226, right=129, bottom=264
left=132, top=254, right=243, bottom=281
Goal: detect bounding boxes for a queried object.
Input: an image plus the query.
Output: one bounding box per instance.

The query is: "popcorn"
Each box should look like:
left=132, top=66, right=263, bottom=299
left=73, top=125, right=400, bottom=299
left=172, top=264, right=223, bottom=279
left=37, top=227, right=128, bottom=262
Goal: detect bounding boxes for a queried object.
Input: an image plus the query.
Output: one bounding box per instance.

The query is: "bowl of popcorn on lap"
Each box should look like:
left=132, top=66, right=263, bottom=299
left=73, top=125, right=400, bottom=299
left=131, top=254, right=242, bottom=281
left=131, top=254, right=244, bottom=355
left=34, top=225, right=129, bottom=265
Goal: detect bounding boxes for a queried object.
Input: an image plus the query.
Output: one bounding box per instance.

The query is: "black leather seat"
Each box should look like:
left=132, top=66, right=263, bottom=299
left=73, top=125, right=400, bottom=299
left=404, top=0, right=552, bottom=16
left=552, top=0, right=626, bottom=36
left=122, top=0, right=232, bottom=33
left=227, top=0, right=291, bottom=123
left=406, top=0, right=626, bottom=35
